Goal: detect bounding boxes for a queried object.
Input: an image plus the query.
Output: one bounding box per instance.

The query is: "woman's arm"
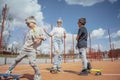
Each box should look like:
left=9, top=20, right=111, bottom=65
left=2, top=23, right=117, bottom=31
left=64, top=31, right=66, bottom=39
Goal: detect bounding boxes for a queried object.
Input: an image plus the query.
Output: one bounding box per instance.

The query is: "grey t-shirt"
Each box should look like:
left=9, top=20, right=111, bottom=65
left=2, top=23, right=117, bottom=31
left=77, top=27, right=88, bottom=49
left=23, top=26, right=45, bottom=51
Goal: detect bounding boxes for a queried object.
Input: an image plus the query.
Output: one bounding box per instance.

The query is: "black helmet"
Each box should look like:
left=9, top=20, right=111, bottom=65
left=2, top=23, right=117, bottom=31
left=78, top=18, right=86, bottom=25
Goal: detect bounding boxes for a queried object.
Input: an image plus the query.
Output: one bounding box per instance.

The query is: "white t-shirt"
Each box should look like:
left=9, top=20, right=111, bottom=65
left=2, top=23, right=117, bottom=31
left=50, top=27, right=66, bottom=39
left=23, top=26, right=45, bottom=51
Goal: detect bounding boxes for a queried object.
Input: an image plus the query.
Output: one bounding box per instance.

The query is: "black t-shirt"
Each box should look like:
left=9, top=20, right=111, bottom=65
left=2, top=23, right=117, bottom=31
left=77, top=27, right=88, bottom=48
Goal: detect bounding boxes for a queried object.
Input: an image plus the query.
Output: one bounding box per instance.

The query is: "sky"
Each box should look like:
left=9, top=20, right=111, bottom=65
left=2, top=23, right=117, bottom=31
left=0, top=0, right=120, bottom=53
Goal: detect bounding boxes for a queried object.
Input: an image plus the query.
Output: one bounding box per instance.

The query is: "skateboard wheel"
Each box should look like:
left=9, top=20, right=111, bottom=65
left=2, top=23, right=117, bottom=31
left=54, top=70, right=57, bottom=73
left=50, top=70, right=54, bottom=73
left=50, top=70, right=52, bottom=73
left=50, top=70, right=57, bottom=74
left=87, top=70, right=90, bottom=73
left=95, top=72, right=101, bottom=75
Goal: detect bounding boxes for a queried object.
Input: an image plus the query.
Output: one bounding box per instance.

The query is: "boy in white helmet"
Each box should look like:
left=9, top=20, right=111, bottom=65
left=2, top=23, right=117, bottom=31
left=5, top=16, right=46, bottom=80
left=44, top=18, right=66, bottom=72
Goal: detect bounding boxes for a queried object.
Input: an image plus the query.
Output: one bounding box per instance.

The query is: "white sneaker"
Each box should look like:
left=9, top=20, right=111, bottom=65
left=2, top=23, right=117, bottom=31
left=34, top=75, right=42, bottom=80
left=5, top=70, right=12, bottom=74
left=51, top=65, right=57, bottom=70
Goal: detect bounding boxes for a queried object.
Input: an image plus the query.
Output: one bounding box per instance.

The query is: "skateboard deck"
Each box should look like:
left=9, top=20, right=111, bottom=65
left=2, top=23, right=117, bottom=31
left=49, top=67, right=63, bottom=74
left=0, top=73, right=23, bottom=80
left=88, top=69, right=102, bottom=75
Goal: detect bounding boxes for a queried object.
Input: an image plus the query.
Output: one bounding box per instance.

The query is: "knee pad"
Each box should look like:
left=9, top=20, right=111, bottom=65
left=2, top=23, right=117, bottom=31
left=87, top=62, right=92, bottom=70
left=35, top=70, right=40, bottom=75
left=58, top=56, right=62, bottom=60
left=79, top=52, right=82, bottom=55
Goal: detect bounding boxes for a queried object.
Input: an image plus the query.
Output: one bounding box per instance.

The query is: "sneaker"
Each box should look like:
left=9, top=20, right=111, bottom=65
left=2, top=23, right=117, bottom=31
left=51, top=66, right=57, bottom=70
left=4, top=70, right=12, bottom=78
left=78, top=69, right=88, bottom=75
left=34, top=75, right=42, bottom=80
left=57, top=67, right=64, bottom=72
left=50, top=67, right=58, bottom=73
left=5, top=70, right=12, bottom=74
left=51, top=65, right=58, bottom=70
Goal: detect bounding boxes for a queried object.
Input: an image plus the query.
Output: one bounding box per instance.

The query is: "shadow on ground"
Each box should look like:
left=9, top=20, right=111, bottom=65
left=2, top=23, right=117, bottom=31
left=64, top=70, right=79, bottom=75
left=22, top=74, right=34, bottom=80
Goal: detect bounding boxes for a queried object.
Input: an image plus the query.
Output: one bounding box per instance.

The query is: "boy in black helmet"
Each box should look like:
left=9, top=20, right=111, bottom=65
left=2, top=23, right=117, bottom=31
left=76, top=18, right=91, bottom=75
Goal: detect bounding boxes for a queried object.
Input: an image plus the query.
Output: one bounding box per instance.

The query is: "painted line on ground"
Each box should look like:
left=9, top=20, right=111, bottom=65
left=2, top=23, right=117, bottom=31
left=102, top=74, right=120, bottom=76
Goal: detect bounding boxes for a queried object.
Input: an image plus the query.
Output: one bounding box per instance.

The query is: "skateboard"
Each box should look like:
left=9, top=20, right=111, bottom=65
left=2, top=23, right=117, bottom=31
left=50, top=67, right=58, bottom=74
left=50, top=67, right=63, bottom=74
left=88, top=69, right=102, bottom=75
left=0, top=73, right=23, bottom=80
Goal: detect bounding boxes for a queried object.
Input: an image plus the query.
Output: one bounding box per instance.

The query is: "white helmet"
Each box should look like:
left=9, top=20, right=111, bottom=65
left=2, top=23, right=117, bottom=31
left=25, top=16, right=36, bottom=24
left=57, top=17, right=63, bottom=23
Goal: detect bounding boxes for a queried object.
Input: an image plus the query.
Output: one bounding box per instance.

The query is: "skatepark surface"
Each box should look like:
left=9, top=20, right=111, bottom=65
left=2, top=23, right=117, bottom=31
left=0, top=60, right=120, bottom=80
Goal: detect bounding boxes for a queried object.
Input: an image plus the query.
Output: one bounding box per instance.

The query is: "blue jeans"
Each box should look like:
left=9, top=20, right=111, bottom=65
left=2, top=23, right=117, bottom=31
left=7, top=50, right=41, bottom=80
left=53, top=38, right=63, bottom=67
left=79, top=48, right=88, bottom=69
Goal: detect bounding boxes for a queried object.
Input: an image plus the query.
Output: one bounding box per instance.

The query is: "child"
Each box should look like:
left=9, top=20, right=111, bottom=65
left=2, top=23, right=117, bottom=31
left=44, top=18, right=66, bottom=72
left=76, top=18, right=91, bottom=75
left=5, top=16, right=46, bottom=80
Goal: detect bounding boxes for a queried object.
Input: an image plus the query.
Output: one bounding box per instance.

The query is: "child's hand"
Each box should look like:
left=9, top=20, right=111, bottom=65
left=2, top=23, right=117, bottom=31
left=34, top=39, right=41, bottom=44
left=56, top=50, right=60, bottom=54
left=40, top=35, right=46, bottom=41
left=76, top=44, right=78, bottom=49
left=43, top=28, right=47, bottom=33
